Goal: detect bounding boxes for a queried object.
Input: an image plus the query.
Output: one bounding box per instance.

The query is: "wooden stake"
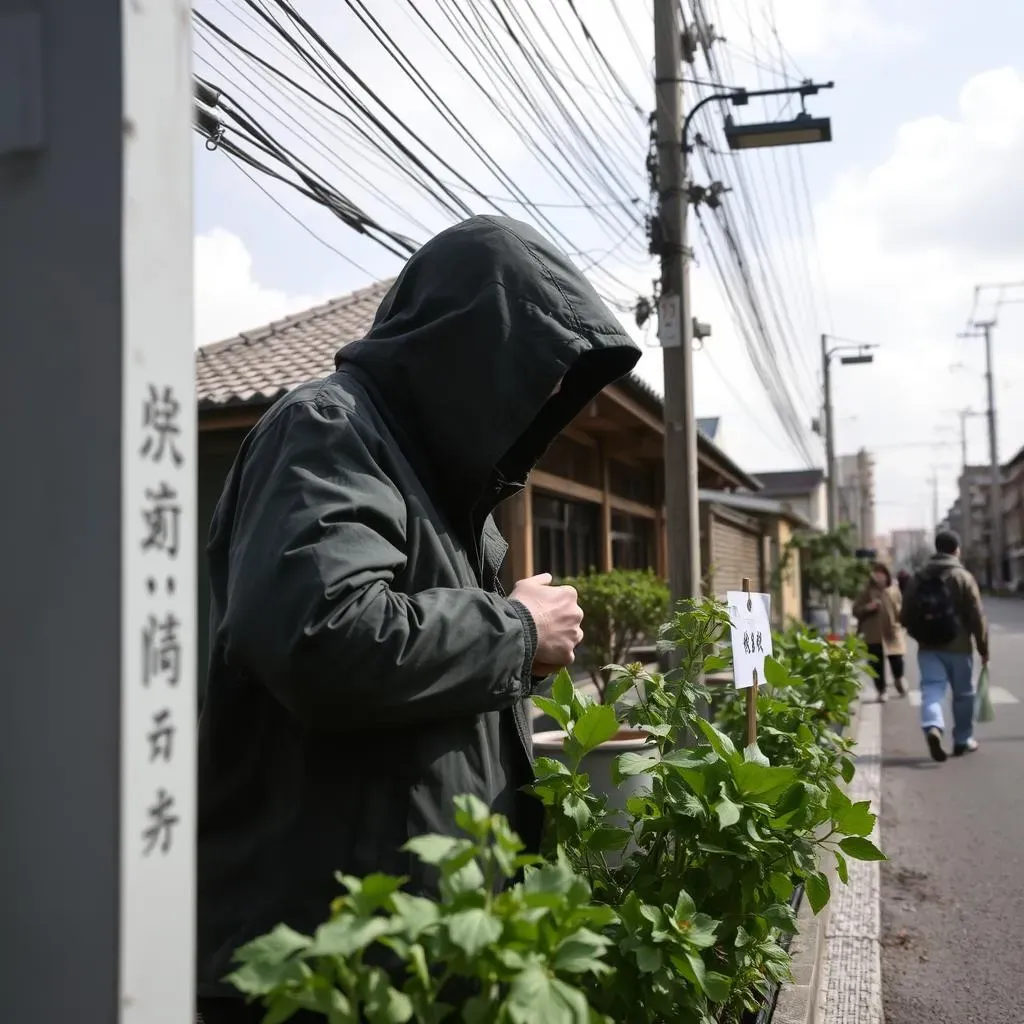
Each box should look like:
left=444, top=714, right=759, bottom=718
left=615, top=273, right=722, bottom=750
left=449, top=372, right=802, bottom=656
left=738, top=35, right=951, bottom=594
left=742, top=577, right=758, bottom=747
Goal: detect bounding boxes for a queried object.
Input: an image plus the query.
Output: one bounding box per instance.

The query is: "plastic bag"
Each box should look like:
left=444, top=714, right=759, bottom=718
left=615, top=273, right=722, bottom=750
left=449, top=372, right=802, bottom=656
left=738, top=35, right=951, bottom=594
left=976, top=666, right=995, bottom=724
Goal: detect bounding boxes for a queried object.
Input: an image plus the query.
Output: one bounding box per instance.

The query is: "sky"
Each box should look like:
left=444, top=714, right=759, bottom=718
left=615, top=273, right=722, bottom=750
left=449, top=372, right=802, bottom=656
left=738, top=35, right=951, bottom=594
left=192, top=0, right=1024, bottom=535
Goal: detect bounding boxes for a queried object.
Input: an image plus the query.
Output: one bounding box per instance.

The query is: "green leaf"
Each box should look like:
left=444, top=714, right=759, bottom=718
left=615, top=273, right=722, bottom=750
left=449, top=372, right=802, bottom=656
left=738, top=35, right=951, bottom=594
left=562, top=792, right=592, bottom=828
left=533, top=695, right=570, bottom=729
left=505, top=965, right=592, bottom=1024
left=769, top=872, right=795, bottom=901
left=703, top=971, right=732, bottom=1003
left=402, top=834, right=467, bottom=866
left=839, top=755, right=856, bottom=784
left=589, top=826, right=632, bottom=851
left=839, top=836, right=886, bottom=861
left=308, top=916, right=395, bottom=957
left=389, top=893, right=441, bottom=938
left=224, top=957, right=307, bottom=998
left=552, top=927, right=613, bottom=974
left=605, top=674, right=638, bottom=706
left=714, top=793, right=742, bottom=829
left=703, top=654, right=732, bottom=673
left=696, top=718, right=739, bottom=764
left=805, top=871, right=831, bottom=915
left=635, top=944, right=664, bottom=973
left=835, top=850, right=849, bottom=885
left=837, top=800, right=876, bottom=838
left=446, top=907, right=503, bottom=958
left=733, top=761, right=799, bottom=800
left=762, top=656, right=793, bottom=687
left=612, top=750, right=659, bottom=783
left=572, top=702, right=619, bottom=753
left=362, top=966, right=415, bottom=1024
left=533, top=755, right=570, bottom=778
left=552, top=668, right=575, bottom=706
left=453, top=794, right=492, bottom=837
left=674, top=888, right=697, bottom=921
left=232, top=923, right=311, bottom=966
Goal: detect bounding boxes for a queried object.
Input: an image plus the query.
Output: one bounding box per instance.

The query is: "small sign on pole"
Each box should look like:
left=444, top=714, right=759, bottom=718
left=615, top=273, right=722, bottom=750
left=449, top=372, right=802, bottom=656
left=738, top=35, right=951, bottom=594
left=727, top=578, right=773, bottom=747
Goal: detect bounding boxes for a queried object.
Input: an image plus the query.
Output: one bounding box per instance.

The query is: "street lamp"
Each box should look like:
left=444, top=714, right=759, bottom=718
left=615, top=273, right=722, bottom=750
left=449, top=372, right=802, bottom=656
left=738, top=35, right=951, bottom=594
left=821, top=336, right=877, bottom=632
left=724, top=112, right=832, bottom=150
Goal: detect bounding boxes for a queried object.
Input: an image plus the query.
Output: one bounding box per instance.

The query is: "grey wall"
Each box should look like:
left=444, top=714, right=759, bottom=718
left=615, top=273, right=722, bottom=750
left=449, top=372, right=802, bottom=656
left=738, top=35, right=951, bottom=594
left=0, top=3, right=123, bottom=1019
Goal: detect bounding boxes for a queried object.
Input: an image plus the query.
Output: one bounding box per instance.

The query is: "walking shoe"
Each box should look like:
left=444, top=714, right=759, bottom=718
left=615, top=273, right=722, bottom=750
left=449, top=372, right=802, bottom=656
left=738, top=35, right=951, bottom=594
left=925, top=727, right=947, bottom=763
left=953, top=737, right=979, bottom=756
left=877, top=690, right=888, bottom=704
left=893, top=677, right=907, bottom=697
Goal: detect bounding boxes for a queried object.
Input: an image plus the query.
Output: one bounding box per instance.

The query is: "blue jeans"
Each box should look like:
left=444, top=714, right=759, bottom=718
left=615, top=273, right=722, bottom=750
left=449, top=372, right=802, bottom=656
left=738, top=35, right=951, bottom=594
left=917, top=650, right=975, bottom=746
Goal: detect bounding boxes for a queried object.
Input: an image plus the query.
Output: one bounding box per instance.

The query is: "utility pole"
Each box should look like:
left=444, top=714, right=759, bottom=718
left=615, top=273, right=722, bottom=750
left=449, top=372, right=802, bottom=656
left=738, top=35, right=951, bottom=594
left=979, top=321, right=1004, bottom=588
left=928, top=469, right=940, bottom=532
left=654, top=0, right=701, bottom=602
left=956, top=408, right=979, bottom=567
left=821, top=334, right=840, bottom=631
left=1, top=4, right=196, bottom=1022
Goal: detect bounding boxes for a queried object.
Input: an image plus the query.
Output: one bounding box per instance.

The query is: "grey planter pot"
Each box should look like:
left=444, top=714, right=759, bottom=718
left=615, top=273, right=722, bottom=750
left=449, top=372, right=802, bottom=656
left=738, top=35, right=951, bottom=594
left=532, top=728, right=658, bottom=862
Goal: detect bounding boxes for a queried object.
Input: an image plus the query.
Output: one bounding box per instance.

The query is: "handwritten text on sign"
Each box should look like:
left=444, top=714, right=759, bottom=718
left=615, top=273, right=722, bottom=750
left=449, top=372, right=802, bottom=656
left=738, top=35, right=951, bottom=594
left=727, top=590, right=773, bottom=690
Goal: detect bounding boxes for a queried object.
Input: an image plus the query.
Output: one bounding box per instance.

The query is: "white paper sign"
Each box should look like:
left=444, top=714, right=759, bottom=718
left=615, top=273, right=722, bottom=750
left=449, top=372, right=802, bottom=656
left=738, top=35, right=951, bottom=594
left=727, top=591, right=773, bottom=690
left=658, top=293, right=681, bottom=348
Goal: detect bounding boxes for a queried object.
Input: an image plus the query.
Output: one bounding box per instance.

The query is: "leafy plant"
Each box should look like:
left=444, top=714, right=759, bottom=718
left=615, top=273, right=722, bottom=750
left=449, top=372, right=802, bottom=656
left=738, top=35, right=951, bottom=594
left=227, top=794, right=616, bottom=1023
left=560, top=568, right=670, bottom=701
left=529, top=599, right=882, bottom=1023
left=228, top=602, right=881, bottom=1024
left=772, top=524, right=871, bottom=604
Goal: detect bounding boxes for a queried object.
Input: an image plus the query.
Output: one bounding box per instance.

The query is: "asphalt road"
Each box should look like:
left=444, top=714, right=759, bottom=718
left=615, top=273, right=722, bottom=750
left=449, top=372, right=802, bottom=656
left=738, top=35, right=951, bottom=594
left=880, top=598, right=1024, bottom=1023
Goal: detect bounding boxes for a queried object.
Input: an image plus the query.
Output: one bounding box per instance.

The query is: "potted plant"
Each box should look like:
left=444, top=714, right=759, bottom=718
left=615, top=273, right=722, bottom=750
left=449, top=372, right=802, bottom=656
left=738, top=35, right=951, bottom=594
left=532, top=568, right=670, bottom=813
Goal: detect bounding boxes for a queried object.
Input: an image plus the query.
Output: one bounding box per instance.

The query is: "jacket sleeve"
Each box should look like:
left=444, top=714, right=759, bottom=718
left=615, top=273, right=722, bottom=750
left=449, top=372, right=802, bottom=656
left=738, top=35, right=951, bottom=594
left=852, top=587, right=873, bottom=619
left=219, top=397, right=538, bottom=729
left=960, top=572, right=990, bottom=659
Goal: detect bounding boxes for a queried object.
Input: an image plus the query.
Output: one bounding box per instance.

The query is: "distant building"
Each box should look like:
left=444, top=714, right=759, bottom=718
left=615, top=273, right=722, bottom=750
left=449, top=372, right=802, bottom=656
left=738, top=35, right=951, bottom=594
left=752, top=468, right=827, bottom=530
left=889, top=529, right=929, bottom=570
left=946, top=465, right=992, bottom=584
left=835, top=449, right=875, bottom=548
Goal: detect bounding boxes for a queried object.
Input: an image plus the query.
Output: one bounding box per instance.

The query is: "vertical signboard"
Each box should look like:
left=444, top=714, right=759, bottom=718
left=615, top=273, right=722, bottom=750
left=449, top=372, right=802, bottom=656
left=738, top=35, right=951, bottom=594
left=119, top=1, right=196, bottom=1020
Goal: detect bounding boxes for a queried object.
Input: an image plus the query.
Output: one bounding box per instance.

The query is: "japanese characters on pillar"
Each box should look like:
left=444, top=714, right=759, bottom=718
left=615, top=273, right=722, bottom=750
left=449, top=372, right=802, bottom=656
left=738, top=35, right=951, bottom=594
left=119, top=1, right=195, bottom=1021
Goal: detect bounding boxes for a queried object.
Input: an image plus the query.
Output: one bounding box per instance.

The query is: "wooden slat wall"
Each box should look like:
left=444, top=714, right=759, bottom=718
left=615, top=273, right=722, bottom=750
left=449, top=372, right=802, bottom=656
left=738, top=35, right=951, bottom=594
left=707, top=508, right=763, bottom=600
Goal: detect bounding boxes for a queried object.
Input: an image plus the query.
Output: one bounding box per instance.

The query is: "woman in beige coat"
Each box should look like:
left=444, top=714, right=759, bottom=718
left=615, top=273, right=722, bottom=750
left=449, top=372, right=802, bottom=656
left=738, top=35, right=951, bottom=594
left=883, top=571, right=907, bottom=697
left=853, top=562, right=905, bottom=701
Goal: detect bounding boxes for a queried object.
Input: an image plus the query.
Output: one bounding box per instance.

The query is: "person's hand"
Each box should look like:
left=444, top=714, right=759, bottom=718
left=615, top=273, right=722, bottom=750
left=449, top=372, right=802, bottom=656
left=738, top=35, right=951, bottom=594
left=510, top=573, right=584, bottom=672
left=867, top=600, right=879, bottom=612
left=981, top=654, right=990, bottom=666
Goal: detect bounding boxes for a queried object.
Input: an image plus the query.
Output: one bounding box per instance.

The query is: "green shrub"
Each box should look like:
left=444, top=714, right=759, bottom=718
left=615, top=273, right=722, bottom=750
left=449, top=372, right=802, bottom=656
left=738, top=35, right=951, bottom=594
left=227, top=601, right=879, bottom=1024
left=560, top=568, right=670, bottom=701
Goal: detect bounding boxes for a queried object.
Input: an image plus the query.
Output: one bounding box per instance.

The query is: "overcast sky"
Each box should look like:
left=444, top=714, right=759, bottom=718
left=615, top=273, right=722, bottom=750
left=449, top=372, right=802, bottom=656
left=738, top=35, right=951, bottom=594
left=192, top=0, right=1024, bottom=535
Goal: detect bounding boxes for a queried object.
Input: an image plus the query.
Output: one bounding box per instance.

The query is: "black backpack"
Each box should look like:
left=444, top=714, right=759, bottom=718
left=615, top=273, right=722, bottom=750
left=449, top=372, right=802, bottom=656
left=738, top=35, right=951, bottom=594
left=908, top=569, right=959, bottom=647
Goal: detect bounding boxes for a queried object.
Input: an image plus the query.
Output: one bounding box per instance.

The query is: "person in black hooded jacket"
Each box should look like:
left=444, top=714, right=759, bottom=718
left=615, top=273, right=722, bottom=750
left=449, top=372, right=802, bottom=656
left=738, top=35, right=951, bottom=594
left=195, top=216, right=641, bottom=1022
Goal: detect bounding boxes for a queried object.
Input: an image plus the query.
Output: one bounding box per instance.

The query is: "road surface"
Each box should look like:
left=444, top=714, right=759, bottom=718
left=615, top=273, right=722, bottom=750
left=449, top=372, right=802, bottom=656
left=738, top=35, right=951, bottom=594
left=880, top=597, right=1024, bottom=1023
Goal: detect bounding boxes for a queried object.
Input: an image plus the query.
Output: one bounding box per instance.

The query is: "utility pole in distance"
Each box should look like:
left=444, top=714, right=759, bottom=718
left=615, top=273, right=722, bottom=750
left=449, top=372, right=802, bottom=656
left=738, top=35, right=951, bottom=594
left=0, top=3, right=196, bottom=1022
left=653, top=0, right=701, bottom=603
left=955, top=408, right=982, bottom=567
left=959, top=320, right=1004, bottom=588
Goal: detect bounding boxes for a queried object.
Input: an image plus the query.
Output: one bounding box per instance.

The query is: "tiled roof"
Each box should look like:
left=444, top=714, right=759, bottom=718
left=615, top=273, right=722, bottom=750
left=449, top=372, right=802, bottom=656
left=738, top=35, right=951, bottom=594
left=196, top=279, right=394, bottom=410
left=195, top=280, right=761, bottom=490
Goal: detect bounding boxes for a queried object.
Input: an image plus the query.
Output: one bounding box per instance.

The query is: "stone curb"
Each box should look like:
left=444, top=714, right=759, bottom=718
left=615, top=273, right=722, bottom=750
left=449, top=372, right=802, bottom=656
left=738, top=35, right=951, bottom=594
left=773, top=681, right=879, bottom=1024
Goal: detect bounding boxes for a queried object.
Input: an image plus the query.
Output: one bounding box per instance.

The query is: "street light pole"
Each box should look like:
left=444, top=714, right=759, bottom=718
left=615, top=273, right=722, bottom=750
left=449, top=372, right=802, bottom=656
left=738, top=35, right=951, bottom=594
left=653, top=0, right=700, bottom=605
left=980, top=321, right=1004, bottom=589
left=821, top=334, right=839, bottom=631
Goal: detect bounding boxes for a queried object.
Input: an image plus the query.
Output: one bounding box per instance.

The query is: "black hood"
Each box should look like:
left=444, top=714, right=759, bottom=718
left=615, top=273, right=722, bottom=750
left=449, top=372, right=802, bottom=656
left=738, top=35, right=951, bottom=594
left=337, top=215, right=641, bottom=513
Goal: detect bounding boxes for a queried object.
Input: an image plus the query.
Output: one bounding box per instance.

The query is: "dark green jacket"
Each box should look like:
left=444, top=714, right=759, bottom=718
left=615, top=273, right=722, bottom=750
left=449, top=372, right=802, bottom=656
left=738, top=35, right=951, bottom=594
left=196, top=216, right=640, bottom=997
left=900, top=553, right=989, bottom=658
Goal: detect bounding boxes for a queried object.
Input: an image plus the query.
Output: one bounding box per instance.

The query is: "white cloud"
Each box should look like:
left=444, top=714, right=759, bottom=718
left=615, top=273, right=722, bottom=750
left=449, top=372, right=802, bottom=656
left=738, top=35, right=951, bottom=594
left=805, top=66, right=1024, bottom=530
left=194, top=228, right=325, bottom=346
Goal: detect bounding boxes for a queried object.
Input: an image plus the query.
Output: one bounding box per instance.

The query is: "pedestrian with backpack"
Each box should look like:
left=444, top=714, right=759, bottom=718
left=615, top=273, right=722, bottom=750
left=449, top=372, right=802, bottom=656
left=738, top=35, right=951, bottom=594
left=900, top=530, right=989, bottom=762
